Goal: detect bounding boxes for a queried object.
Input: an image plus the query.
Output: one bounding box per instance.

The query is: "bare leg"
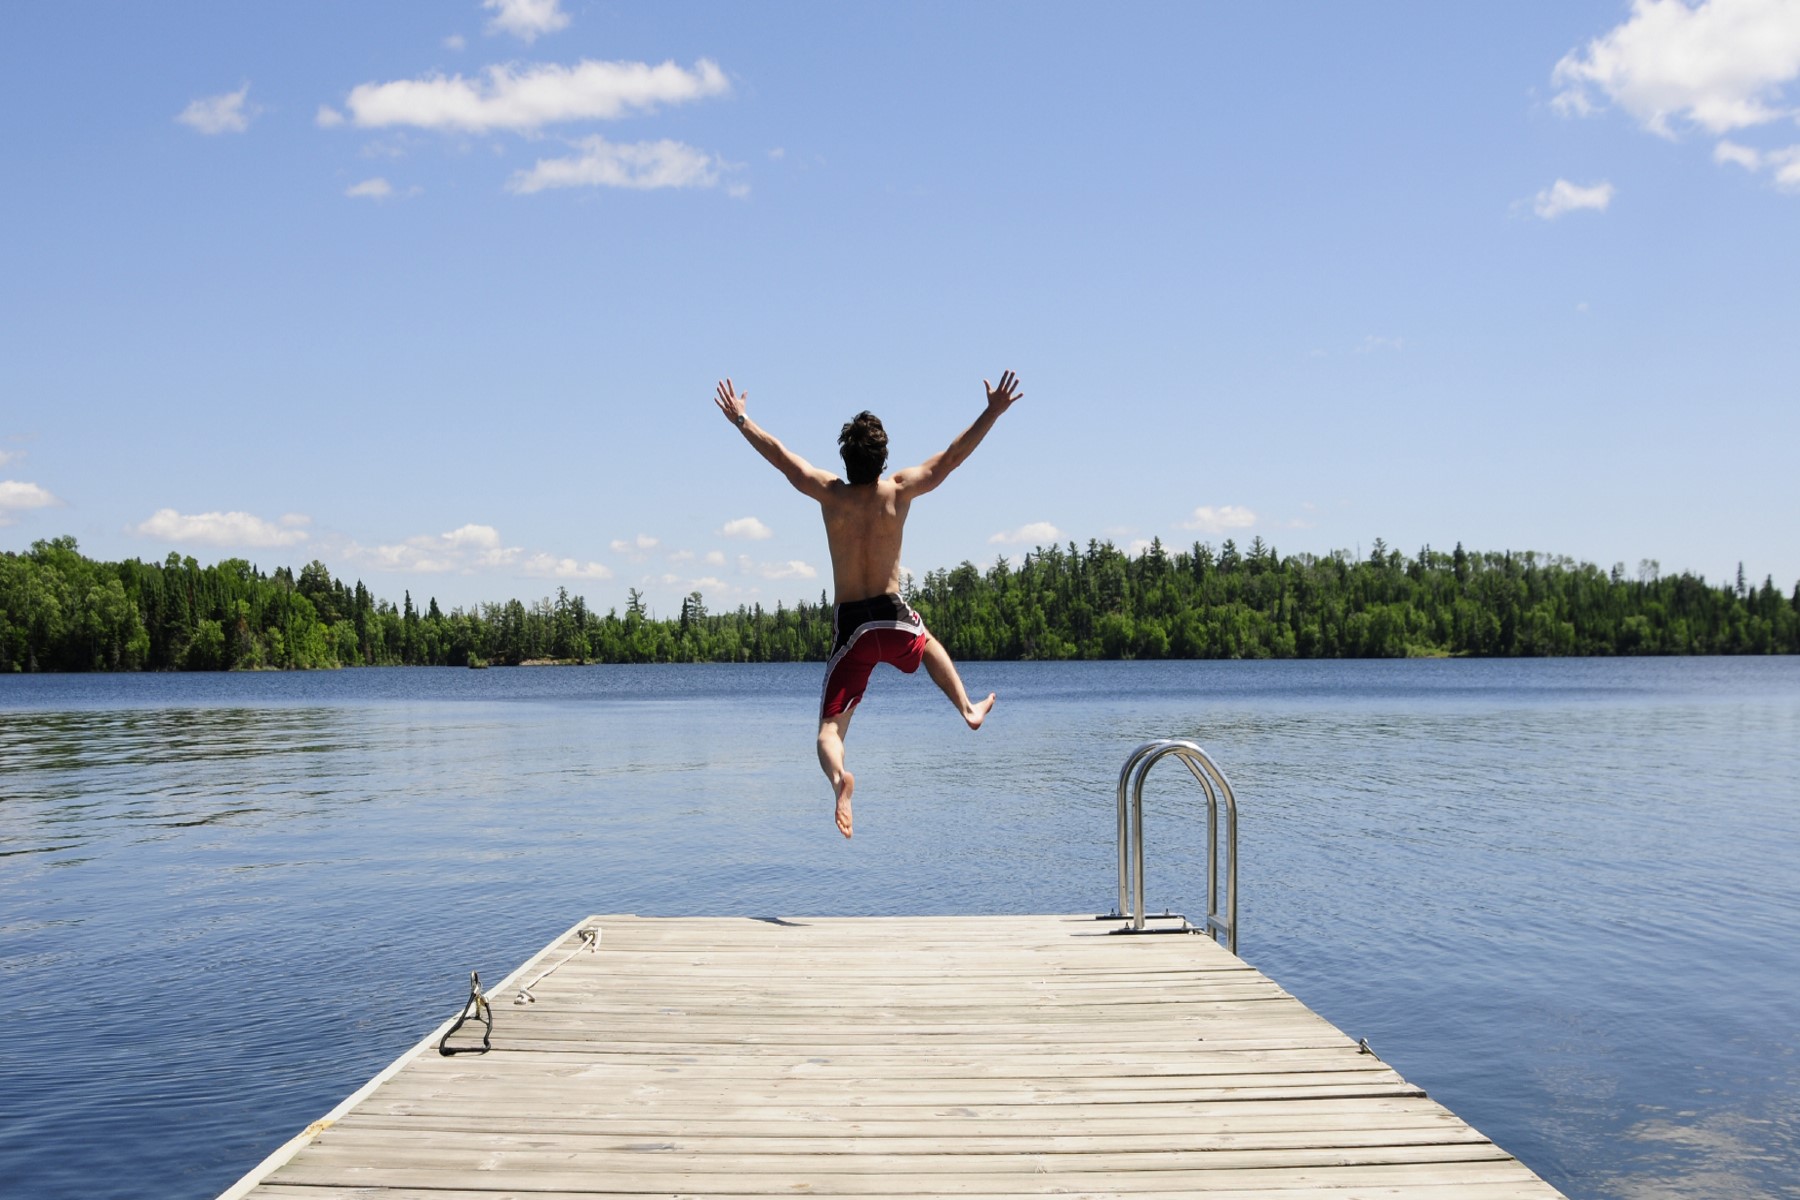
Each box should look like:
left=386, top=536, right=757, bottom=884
left=922, top=638, right=996, bottom=730
left=816, top=710, right=856, bottom=838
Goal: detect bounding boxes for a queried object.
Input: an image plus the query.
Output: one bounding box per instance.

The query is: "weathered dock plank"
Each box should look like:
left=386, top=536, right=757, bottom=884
left=221, top=914, right=1565, bottom=1198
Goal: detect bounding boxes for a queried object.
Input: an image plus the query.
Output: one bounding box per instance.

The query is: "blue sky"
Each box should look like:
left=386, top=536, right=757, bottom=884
left=4, top=1, right=1797, bottom=617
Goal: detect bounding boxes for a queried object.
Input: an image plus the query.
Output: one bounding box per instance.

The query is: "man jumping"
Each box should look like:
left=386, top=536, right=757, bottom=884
left=714, top=371, right=1023, bottom=838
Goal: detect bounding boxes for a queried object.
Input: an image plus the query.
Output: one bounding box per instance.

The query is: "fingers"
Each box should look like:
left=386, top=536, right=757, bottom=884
left=715, top=378, right=745, bottom=419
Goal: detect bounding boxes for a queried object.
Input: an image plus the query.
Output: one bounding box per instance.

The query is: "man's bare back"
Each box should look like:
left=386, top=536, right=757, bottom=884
left=818, top=478, right=911, bottom=602
left=715, top=370, right=1022, bottom=837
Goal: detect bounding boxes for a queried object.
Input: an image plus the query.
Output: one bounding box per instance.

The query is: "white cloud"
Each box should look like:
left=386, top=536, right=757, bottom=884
left=737, top=554, right=817, bottom=581
left=316, top=105, right=346, bottom=128
left=704, top=550, right=726, bottom=566
left=1533, top=178, right=1615, bottom=219
left=719, top=516, right=772, bottom=540
left=1177, top=505, right=1257, bottom=534
left=333, top=58, right=729, bottom=134
left=444, top=34, right=467, bottom=52
left=485, top=0, right=570, bottom=43
left=1553, top=0, right=1800, bottom=137
left=177, top=85, right=255, bottom=135
left=0, top=480, right=60, bottom=524
left=988, top=520, right=1063, bottom=546
left=508, top=136, right=723, bottom=193
left=1126, top=539, right=1155, bottom=558
left=0, top=448, right=23, bottom=466
left=1354, top=334, right=1406, bottom=353
left=441, top=523, right=501, bottom=549
left=345, top=177, right=394, bottom=199
left=134, top=508, right=310, bottom=548
left=523, top=553, right=612, bottom=580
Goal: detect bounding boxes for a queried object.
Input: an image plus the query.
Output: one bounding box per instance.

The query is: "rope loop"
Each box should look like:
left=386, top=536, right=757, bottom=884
left=514, top=925, right=601, bottom=1006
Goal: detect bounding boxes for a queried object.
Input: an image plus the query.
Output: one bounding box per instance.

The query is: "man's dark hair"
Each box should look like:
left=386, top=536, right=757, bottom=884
left=838, top=411, right=888, bottom=485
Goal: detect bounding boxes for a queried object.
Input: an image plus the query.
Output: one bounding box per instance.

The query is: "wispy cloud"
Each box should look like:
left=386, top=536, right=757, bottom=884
left=1715, top=139, right=1763, bottom=170
left=134, top=507, right=309, bottom=548
left=1532, top=178, right=1615, bottom=219
left=610, top=533, right=659, bottom=560
left=484, top=0, right=570, bottom=44
left=523, top=553, right=611, bottom=580
left=1354, top=334, right=1406, bottom=353
left=737, top=555, right=817, bottom=581
left=718, top=516, right=772, bottom=540
left=345, top=177, right=395, bottom=200
left=1177, top=505, right=1257, bottom=534
left=0, top=480, right=61, bottom=525
left=988, top=520, right=1063, bottom=546
left=329, top=58, right=729, bottom=134
left=346, top=540, right=458, bottom=573
left=1713, top=139, right=1800, bottom=190
left=177, top=84, right=255, bottom=135
left=508, top=136, right=726, bottom=194
left=343, top=523, right=568, bottom=574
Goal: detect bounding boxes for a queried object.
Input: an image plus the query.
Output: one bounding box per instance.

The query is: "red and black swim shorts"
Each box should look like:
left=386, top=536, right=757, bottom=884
left=820, top=593, right=930, bottom=719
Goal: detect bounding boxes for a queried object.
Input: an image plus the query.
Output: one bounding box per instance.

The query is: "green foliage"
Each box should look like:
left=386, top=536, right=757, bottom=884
left=903, top=539, right=1797, bottom=661
left=0, top=535, right=1795, bottom=673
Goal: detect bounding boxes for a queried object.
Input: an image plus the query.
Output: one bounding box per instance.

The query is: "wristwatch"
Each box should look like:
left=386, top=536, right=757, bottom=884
left=734, top=412, right=747, bottom=428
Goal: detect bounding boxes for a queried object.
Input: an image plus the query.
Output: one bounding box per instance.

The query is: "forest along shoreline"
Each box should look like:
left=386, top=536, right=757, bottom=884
left=3, top=534, right=1796, bottom=672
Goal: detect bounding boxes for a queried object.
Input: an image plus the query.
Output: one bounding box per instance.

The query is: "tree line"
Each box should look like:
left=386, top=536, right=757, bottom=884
left=1, top=534, right=1795, bottom=673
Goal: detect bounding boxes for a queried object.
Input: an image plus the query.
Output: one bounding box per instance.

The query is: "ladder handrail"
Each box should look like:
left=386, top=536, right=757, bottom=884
left=1113, top=738, right=1239, bottom=953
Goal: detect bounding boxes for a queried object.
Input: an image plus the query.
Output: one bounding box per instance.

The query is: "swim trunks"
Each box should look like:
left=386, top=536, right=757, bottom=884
left=820, top=593, right=930, bottom=719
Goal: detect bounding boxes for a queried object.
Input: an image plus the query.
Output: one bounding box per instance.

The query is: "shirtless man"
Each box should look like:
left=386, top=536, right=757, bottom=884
left=714, top=371, right=1023, bottom=838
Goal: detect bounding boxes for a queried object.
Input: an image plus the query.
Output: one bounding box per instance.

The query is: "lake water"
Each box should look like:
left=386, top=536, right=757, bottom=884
left=1, top=658, right=1797, bottom=1199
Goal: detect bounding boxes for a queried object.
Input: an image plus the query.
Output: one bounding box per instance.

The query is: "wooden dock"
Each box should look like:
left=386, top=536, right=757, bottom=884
left=223, top=914, right=1566, bottom=1198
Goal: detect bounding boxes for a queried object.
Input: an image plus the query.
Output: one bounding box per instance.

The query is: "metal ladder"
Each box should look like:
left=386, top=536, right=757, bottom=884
left=1108, top=739, right=1239, bottom=953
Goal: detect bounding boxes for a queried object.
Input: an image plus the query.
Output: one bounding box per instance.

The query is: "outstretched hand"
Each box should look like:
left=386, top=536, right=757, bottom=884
left=715, top=378, right=747, bottom=425
left=985, top=369, right=1023, bottom=413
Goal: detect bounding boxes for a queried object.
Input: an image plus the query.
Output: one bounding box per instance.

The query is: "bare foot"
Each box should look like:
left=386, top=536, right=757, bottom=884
left=834, top=771, right=855, bottom=838
left=965, top=692, right=996, bottom=730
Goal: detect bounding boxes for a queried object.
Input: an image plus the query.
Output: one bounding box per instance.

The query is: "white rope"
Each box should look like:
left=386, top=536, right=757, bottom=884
left=513, top=925, right=600, bottom=1005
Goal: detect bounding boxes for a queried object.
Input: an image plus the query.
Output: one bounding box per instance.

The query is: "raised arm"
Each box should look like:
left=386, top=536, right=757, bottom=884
left=715, top=378, right=837, bottom=501
left=891, top=370, right=1023, bottom=497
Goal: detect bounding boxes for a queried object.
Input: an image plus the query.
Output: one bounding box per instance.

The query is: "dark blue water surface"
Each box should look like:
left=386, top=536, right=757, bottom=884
left=2, top=658, right=1797, bottom=1199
